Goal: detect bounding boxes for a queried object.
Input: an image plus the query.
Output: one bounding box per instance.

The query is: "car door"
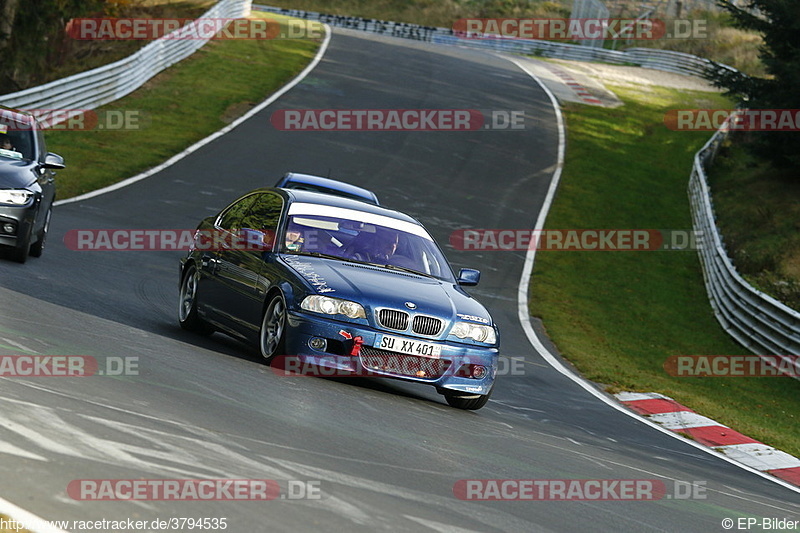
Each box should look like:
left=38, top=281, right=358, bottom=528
left=236, top=192, right=284, bottom=329
left=199, top=193, right=256, bottom=329
left=212, top=192, right=283, bottom=335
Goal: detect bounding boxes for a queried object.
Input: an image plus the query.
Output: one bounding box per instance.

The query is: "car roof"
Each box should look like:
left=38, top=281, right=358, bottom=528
left=275, top=172, right=380, bottom=205
left=267, top=187, right=420, bottom=226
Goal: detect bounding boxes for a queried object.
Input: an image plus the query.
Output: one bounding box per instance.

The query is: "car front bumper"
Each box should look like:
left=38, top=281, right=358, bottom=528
left=282, top=310, right=498, bottom=396
left=0, top=204, right=34, bottom=248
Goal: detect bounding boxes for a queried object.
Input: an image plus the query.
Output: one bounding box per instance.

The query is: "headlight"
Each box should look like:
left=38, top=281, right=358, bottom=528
left=0, top=190, right=33, bottom=206
left=450, top=322, right=497, bottom=344
left=301, top=295, right=366, bottom=319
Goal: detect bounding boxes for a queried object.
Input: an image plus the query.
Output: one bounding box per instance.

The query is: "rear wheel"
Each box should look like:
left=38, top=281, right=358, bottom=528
left=259, top=293, right=287, bottom=363
left=179, top=265, right=213, bottom=335
left=29, top=206, right=52, bottom=258
left=442, top=385, right=494, bottom=410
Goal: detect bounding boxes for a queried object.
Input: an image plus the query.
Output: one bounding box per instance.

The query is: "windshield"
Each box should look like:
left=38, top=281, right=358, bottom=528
left=0, top=117, right=35, bottom=161
left=281, top=210, right=455, bottom=282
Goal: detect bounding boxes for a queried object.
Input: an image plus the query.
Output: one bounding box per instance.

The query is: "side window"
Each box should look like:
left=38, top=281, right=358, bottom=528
left=241, top=193, right=283, bottom=249
left=217, top=195, right=256, bottom=231
left=242, top=193, right=283, bottom=231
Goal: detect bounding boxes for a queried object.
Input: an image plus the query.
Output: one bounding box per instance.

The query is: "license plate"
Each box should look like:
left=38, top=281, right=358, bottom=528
left=376, top=334, right=441, bottom=358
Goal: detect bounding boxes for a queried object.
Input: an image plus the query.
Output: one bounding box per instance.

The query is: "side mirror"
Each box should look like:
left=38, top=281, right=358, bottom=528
left=457, top=268, right=480, bottom=287
left=43, top=152, right=65, bottom=170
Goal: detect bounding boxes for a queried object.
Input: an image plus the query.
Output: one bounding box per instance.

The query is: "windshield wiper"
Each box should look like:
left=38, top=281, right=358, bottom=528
left=369, top=262, right=433, bottom=278
left=285, top=251, right=344, bottom=261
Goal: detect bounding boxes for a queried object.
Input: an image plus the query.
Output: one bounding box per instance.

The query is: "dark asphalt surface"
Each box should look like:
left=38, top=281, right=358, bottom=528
left=0, top=29, right=797, bottom=532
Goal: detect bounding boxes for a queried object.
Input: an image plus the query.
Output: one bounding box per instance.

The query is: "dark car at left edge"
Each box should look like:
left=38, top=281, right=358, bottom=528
left=0, top=105, right=65, bottom=263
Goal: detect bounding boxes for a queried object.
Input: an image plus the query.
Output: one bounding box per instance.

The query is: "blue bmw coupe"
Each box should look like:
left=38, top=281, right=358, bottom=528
left=179, top=181, right=499, bottom=409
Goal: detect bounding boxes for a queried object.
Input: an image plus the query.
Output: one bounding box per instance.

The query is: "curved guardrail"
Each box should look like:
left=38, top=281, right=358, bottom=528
left=0, top=0, right=252, bottom=117
left=689, top=121, right=800, bottom=368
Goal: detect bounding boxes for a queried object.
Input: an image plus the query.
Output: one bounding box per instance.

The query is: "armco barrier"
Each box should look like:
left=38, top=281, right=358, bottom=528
left=0, top=0, right=252, bottom=117
left=689, top=120, right=800, bottom=370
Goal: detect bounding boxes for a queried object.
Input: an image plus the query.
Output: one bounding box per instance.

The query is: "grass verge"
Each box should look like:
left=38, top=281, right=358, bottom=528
left=45, top=13, right=322, bottom=200
left=529, top=83, right=800, bottom=457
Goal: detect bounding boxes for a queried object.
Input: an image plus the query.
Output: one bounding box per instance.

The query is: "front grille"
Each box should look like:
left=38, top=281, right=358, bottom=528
left=377, top=309, right=409, bottom=331
left=360, top=346, right=451, bottom=379
left=412, top=315, right=443, bottom=336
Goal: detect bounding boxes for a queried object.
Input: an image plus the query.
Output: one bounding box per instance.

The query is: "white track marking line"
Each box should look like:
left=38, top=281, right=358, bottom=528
left=55, top=24, right=332, bottom=206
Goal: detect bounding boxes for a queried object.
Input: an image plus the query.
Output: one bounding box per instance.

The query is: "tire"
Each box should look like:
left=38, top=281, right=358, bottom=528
left=259, top=292, right=287, bottom=363
left=442, top=385, right=494, bottom=410
left=11, top=224, right=31, bottom=264
left=29, top=206, right=52, bottom=258
left=178, top=265, right=213, bottom=335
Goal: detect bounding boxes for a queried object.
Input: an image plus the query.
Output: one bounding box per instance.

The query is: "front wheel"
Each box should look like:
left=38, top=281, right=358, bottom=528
left=29, top=206, right=52, bottom=258
left=178, top=265, right=213, bottom=335
left=259, top=293, right=287, bottom=363
left=442, top=385, right=494, bottom=410
left=10, top=225, right=31, bottom=264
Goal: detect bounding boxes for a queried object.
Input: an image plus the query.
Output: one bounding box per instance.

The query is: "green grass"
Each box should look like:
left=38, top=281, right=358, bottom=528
left=529, top=83, right=800, bottom=457
left=46, top=13, right=322, bottom=199
left=708, top=143, right=800, bottom=309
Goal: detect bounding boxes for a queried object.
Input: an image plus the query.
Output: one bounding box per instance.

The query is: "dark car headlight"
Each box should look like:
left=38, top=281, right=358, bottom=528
left=450, top=322, right=497, bottom=344
left=301, top=295, right=366, bottom=319
left=0, top=190, right=33, bottom=206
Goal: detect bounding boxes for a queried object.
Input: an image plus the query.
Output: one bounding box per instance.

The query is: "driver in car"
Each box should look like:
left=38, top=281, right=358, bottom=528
left=0, top=133, right=14, bottom=151
left=284, top=222, right=304, bottom=252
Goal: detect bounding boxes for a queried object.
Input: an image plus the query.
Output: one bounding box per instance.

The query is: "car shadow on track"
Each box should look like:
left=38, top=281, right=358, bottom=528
left=170, top=322, right=452, bottom=409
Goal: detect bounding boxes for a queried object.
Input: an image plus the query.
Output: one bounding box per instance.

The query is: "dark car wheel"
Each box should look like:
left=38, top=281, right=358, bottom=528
left=179, top=265, right=213, bottom=335
left=259, top=293, right=287, bottom=363
left=442, top=385, right=494, bottom=410
left=10, top=224, right=32, bottom=264
left=29, top=206, right=51, bottom=258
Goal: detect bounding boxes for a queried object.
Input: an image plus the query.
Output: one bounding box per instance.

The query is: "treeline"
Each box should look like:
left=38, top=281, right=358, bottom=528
left=0, top=0, right=106, bottom=94
left=711, top=0, right=800, bottom=167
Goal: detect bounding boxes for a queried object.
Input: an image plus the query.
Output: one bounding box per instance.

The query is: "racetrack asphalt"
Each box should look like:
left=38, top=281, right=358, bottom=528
left=0, top=28, right=797, bottom=532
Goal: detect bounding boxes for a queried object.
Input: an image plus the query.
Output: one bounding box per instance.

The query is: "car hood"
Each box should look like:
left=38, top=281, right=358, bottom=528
left=0, top=159, right=36, bottom=189
left=281, top=255, right=493, bottom=327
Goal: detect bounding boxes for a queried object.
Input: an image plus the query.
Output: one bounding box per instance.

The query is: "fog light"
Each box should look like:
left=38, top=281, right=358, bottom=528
left=471, top=365, right=487, bottom=379
left=308, top=337, right=327, bottom=351
left=2, top=223, right=14, bottom=235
